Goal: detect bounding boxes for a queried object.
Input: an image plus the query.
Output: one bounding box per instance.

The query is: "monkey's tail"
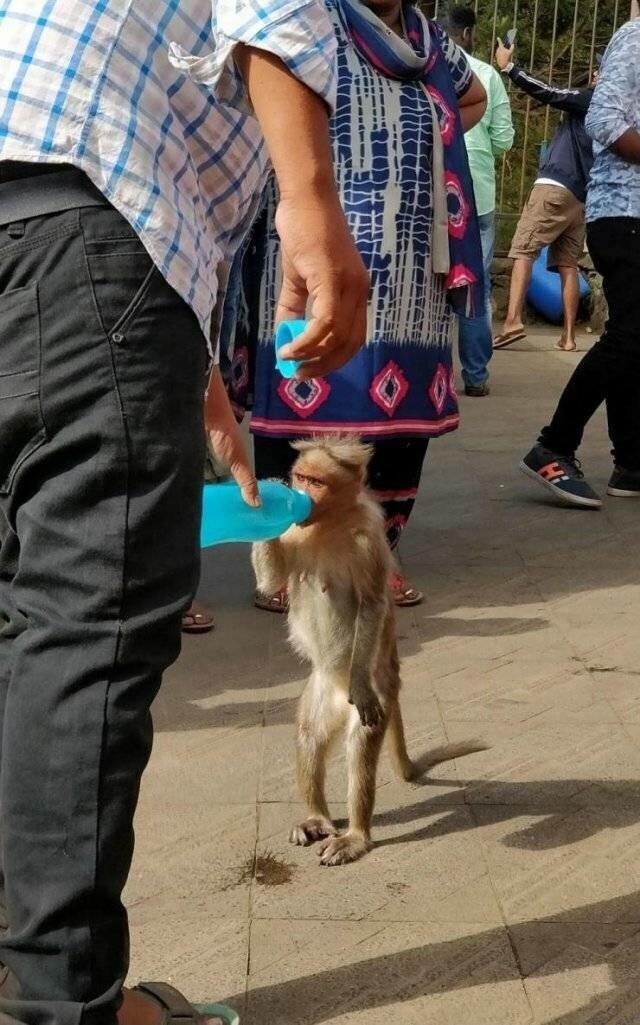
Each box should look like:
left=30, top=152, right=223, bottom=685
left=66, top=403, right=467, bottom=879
left=409, top=740, right=490, bottom=779
left=386, top=701, right=415, bottom=782
left=386, top=702, right=489, bottom=783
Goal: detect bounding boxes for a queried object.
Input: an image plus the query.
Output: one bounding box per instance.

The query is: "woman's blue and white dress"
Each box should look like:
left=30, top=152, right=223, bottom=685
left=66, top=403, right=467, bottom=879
left=230, top=2, right=474, bottom=442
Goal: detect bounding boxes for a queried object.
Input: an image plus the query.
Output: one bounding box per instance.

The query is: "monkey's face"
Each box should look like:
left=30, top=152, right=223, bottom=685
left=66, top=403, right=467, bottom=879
left=291, top=463, right=332, bottom=520
left=291, top=452, right=359, bottom=522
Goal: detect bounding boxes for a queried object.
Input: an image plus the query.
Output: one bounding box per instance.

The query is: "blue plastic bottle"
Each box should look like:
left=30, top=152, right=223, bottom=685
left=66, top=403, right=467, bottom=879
left=275, top=319, right=308, bottom=378
left=200, top=480, right=312, bottom=548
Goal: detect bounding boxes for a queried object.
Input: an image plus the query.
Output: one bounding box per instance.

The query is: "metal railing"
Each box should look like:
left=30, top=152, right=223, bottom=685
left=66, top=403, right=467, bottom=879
left=422, top=1, right=638, bottom=249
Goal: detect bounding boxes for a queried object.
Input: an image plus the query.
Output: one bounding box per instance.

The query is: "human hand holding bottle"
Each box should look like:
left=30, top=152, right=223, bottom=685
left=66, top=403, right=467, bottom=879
left=205, top=366, right=260, bottom=508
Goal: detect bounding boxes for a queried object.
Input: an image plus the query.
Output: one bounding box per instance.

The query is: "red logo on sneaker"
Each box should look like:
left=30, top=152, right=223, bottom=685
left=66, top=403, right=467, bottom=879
left=539, top=462, right=568, bottom=483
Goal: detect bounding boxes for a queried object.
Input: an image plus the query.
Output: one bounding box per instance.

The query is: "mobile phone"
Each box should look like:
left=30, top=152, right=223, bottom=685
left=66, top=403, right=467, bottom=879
left=503, top=28, right=517, bottom=48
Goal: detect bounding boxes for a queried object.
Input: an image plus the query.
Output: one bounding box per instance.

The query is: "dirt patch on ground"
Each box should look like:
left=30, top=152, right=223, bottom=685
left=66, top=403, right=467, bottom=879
left=238, top=851, right=296, bottom=888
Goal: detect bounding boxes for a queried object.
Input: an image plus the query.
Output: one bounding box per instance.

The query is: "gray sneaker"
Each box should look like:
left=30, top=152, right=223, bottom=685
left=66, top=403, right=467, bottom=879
left=608, top=466, right=640, bottom=497
left=464, top=381, right=490, bottom=397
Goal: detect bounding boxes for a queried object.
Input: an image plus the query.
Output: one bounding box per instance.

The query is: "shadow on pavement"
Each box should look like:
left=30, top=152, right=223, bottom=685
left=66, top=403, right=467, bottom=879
left=236, top=889, right=640, bottom=1025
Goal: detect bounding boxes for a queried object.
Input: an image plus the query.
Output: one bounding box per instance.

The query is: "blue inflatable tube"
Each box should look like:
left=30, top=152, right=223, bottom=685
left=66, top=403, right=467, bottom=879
left=526, top=246, right=591, bottom=325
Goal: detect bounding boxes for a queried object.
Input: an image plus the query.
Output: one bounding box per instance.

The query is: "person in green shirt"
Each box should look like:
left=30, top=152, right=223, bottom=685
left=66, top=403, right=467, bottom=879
left=446, top=6, right=515, bottom=396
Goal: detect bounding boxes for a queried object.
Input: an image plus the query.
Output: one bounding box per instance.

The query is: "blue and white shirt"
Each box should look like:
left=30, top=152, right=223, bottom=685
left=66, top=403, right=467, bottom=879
left=0, top=0, right=337, bottom=350
left=586, top=19, right=640, bottom=222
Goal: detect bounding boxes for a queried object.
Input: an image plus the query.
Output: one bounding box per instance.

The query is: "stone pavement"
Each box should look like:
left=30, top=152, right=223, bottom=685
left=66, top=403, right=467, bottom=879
left=127, top=328, right=640, bottom=1025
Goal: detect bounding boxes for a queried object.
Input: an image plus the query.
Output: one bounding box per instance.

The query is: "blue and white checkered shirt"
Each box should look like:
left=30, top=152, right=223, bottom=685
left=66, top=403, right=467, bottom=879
left=0, top=1, right=337, bottom=352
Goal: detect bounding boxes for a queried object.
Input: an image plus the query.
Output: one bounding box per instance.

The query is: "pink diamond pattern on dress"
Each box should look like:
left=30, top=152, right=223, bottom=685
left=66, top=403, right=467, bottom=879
left=448, top=367, right=458, bottom=402
left=369, top=362, right=409, bottom=417
left=230, top=345, right=249, bottom=397
left=277, top=376, right=331, bottom=419
left=428, top=363, right=449, bottom=415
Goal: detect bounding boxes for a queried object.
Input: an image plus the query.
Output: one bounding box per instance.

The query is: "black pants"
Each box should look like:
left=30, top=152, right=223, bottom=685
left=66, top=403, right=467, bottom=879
left=254, top=436, right=429, bottom=550
left=540, top=218, right=640, bottom=470
left=0, top=206, right=206, bottom=1025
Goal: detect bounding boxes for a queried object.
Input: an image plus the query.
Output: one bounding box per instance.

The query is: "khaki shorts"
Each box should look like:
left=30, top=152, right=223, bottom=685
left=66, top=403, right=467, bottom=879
left=509, top=183, right=585, bottom=269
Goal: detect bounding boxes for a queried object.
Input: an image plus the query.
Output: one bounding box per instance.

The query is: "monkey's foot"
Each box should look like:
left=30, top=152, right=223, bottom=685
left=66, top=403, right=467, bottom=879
left=317, top=832, right=370, bottom=866
left=289, top=817, right=337, bottom=847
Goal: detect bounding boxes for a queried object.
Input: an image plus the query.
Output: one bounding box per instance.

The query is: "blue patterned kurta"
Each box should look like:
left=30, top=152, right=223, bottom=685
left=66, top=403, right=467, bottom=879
left=242, top=2, right=472, bottom=440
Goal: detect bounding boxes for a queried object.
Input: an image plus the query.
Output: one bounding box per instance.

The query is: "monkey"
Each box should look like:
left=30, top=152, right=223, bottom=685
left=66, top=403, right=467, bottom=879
left=251, top=436, right=416, bottom=866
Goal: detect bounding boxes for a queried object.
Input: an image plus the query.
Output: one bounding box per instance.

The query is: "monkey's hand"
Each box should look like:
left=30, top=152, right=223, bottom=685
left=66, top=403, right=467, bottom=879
left=251, top=539, right=288, bottom=595
left=349, top=682, right=384, bottom=729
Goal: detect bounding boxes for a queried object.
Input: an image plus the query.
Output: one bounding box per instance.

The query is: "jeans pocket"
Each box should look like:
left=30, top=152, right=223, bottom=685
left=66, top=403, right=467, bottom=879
left=0, top=284, right=47, bottom=494
left=84, top=234, right=157, bottom=342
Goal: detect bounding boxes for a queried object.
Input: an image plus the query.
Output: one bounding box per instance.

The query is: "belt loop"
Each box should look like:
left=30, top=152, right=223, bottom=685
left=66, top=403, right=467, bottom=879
left=7, top=222, right=25, bottom=239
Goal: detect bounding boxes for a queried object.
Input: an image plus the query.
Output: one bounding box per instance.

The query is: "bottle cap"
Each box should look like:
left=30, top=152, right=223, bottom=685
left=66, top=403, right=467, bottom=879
left=291, top=488, right=313, bottom=524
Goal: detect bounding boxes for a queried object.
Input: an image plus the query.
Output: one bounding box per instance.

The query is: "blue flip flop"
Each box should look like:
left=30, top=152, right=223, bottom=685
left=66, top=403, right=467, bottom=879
left=133, top=982, right=239, bottom=1025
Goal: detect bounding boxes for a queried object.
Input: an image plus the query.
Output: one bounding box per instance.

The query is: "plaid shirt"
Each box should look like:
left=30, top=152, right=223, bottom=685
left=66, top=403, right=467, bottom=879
left=0, top=1, right=337, bottom=351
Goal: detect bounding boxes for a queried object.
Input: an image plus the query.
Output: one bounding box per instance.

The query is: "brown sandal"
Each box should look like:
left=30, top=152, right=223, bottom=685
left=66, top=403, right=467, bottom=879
left=133, top=981, right=237, bottom=1025
left=254, top=587, right=289, bottom=614
left=181, top=599, right=215, bottom=634
left=493, top=328, right=527, bottom=350
left=391, top=572, right=424, bottom=608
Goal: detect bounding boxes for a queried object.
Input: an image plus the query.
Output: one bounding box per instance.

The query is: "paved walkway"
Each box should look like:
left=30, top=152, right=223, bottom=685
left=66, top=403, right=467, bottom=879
left=127, top=329, right=640, bottom=1025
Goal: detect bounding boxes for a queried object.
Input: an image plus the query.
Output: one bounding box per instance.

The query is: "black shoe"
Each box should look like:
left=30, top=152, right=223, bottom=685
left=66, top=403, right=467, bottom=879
left=464, top=381, right=490, bottom=397
left=520, top=444, right=602, bottom=509
left=607, top=466, right=640, bottom=497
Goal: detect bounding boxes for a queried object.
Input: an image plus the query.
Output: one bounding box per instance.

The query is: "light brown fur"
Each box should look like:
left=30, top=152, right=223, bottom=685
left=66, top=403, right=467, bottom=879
left=252, top=437, right=415, bottom=865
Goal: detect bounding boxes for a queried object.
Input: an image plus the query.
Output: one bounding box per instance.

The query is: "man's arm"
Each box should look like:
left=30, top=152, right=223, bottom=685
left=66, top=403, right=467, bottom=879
left=495, top=42, right=591, bottom=116
left=235, top=46, right=368, bottom=378
left=610, top=130, right=640, bottom=165
left=199, top=1, right=369, bottom=505
left=585, top=23, right=640, bottom=166
left=435, top=26, right=486, bottom=132
left=487, top=69, right=515, bottom=155
left=459, top=75, right=487, bottom=133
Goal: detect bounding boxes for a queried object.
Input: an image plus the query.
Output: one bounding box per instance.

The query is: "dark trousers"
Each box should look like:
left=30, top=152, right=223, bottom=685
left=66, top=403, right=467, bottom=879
left=540, top=218, right=640, bottom=470
left=0, top=206, right=206, bottom=1025
left=254, top=436, right=429, bottom=550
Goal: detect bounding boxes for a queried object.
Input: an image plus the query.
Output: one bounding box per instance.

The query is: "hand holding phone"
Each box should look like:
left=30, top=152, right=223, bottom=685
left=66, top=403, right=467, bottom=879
left=495, top=30, right=516, bottom=71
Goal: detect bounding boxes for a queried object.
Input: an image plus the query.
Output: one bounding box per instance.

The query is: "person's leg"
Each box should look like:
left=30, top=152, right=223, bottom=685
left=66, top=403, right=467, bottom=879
left=254, top=435, right=297, bottom=482
left=496, top=184, right=575, bottom=348
left=253, top=436, right=297, bottom=612
left=0, top=205, right=206, bottom=1025
left=548, top=199, right=585, bottom=352
left=0, top=513, right=21, bottom=956
left=557, top=265, right=579, bottom=351
left=539, top=219, right=637, bottom=460
left=597, top=221, right=640, bottom=473
left=501, top=256, right=534, bottom=337
left=367, top=438, right=429, bottom=607
left=458, top=212, right=495, bottom=391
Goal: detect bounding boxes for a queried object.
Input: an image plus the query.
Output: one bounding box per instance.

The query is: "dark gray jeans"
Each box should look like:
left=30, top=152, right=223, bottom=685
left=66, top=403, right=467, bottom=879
left=0, top=205, right=207, bottom=1025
